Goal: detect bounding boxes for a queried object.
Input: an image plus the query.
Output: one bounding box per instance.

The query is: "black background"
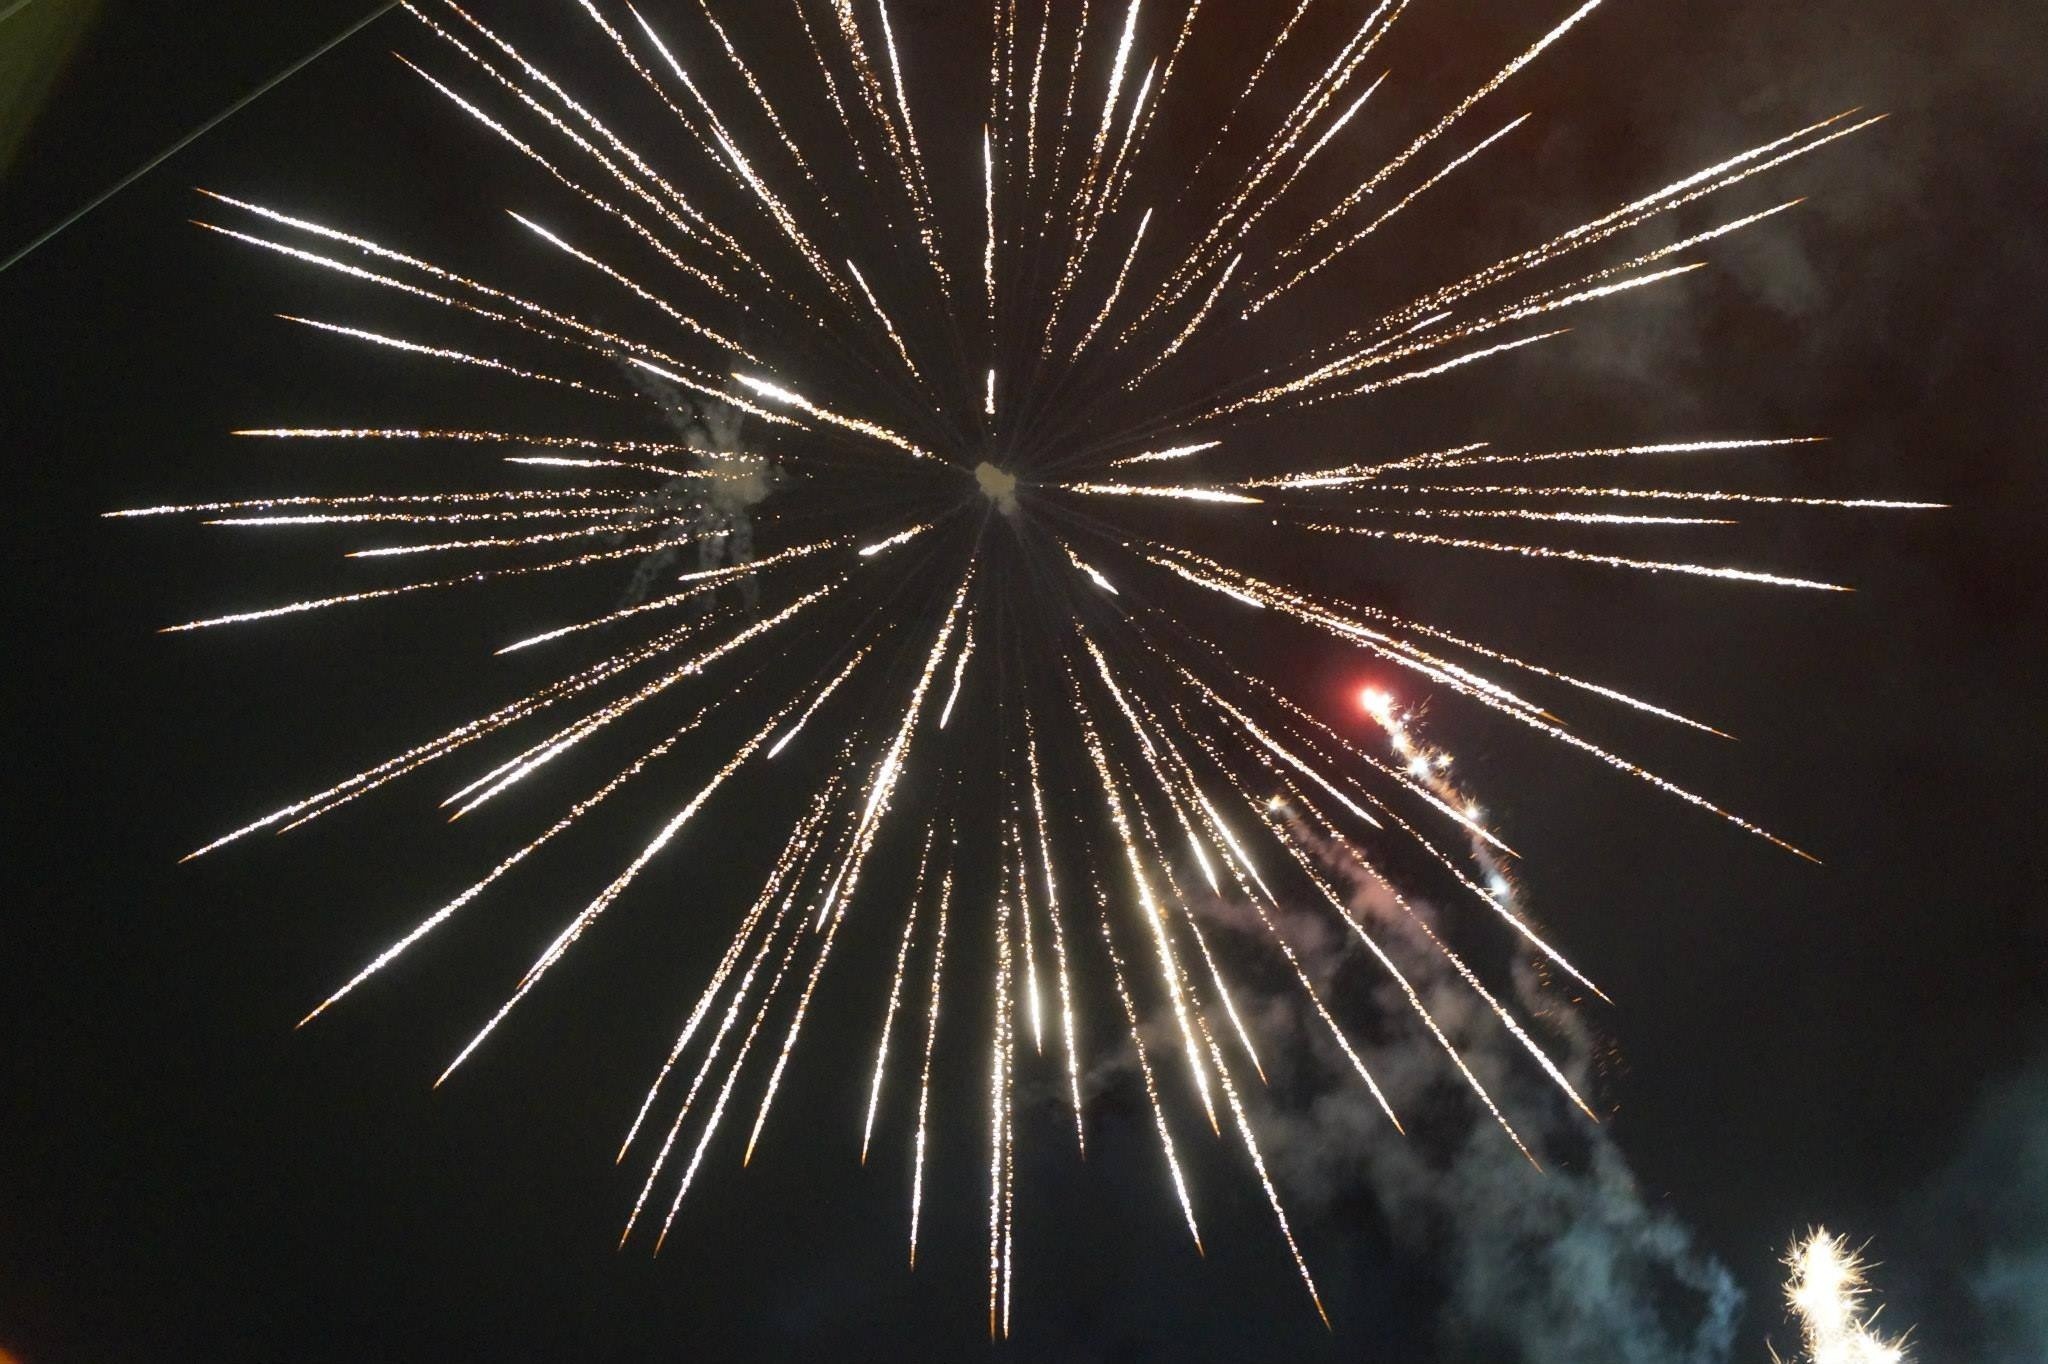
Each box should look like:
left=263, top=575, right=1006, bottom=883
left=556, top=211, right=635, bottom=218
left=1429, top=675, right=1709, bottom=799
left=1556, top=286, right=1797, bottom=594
left=4, top=1, right=2045, bottom=1360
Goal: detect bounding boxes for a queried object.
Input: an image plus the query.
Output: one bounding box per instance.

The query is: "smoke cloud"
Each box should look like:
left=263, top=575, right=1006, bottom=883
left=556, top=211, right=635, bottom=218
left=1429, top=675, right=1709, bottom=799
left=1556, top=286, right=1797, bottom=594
left=1194, top=835, right=1742, bottom=1363
left=1896, top=1054, right=2048, bottom=1362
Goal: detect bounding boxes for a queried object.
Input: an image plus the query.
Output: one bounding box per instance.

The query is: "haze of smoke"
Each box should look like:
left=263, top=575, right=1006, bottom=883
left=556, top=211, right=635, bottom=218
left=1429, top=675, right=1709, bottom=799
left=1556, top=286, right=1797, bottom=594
left=1196, top=833, right=1742, bottom=1364
left=1900, top=1054, right=2048, bottom=1362
left=612, top=366, right=779, bottom=612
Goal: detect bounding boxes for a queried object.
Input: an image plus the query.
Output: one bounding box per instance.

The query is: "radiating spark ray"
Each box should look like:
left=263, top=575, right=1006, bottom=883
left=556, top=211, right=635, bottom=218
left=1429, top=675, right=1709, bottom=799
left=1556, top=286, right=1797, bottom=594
left=1072, top=207, right=1152, bottom=356
left=741, top=570, right=975, bottom=1163
left=1061, top=482, right=1260, bottom=505
left=1073, top=669, right=1219, bottom=1134
left=731, top=372, right=937, bottom=462
left=1100, top=910, right=1203, bottom=1253
left=1199, top=1017, right=1328, bottom=1325
left=1024, top=720, right=1085, bottom=1152
left=434, top=641, right=838, bottom=1087
left=861, top=830, right=936, bottom=1162
left=1309, top=524, right=1852, bottom=591
left=908, top=859, right=952, bottom=1266
left=447, top=586, right=839, bottom=816
left=500, top=541, right=841, bottom=655
left=939, top=624, right=976, bottom=730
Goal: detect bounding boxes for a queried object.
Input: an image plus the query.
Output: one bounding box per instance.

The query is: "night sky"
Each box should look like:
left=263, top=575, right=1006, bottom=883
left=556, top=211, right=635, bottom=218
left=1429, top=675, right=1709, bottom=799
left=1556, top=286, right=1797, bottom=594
left=4, top=2, right=2046, bottom=1361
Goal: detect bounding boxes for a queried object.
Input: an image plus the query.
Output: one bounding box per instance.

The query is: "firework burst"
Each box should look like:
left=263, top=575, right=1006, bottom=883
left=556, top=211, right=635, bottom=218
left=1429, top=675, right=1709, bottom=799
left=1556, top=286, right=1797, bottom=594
left=116, top=0, right=1927, bottom=1331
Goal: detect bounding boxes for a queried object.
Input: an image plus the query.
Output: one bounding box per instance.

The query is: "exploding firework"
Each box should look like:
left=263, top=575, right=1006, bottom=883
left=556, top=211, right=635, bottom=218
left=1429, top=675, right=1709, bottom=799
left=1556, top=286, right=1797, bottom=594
left=114, top=0, right=1926, bottom=1331
left=1777, top=1229, right=1912, bottom=1363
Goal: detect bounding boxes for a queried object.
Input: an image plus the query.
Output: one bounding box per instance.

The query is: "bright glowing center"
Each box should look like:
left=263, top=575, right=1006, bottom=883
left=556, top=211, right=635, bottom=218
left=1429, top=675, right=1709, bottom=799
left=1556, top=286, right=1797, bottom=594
left=974, top=461, right=1019, bottom=513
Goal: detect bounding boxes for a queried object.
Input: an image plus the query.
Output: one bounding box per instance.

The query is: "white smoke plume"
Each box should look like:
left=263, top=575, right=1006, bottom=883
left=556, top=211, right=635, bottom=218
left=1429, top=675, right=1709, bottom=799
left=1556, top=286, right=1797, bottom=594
left=1193, top=830, right=1743, bottom=1363
left=610, top=366, right=780, bottom=612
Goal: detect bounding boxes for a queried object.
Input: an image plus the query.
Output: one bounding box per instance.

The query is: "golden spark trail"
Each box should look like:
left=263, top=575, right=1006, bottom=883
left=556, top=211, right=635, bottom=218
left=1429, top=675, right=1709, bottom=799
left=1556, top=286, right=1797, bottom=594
left=499, top=539, right=844, bottom=655
left=846, top=259, right=926, bottom=385
left=1102, top=0, right=1205, bottom=213
left=861, top=830, right=936, bottom=1162
left=1073, top=680, right=1219, bottom=1134
left=1374, top=112, right=1881, bottom=336
left=1061, top=542, right=1119, bottom=595
left=860, top=524, right=933, bottom=558
left=191, top=219, right=677, bottom=374
left=1374, top=483, right=1942, bottom=511
left=876, top=0, right=939, bottom=216
left=1182, top=0, right=1317, bottom=184
left=437, top=695, right=812, bottom=1088
left=1144, top=547, right=1555, bottom=727
left=178, top=610, right=724, bottom=859
left=501, top=456, right=701, bottom=477
left=1308, top=523, right=1853, bottom=590
left=1126, top=254, right=1241, bottom=390
left=1151, top=596, right=1614, bottom=991
left=504, top=212, right=762, bottom=368
left=1025, top=722, right=1085, bottom=1152
left=1106, top=439, right=1220, bottom=469
left=205, top=507, right=642, bottom=528
left=161, top=532, right=720, bottom=633
left=768, top=648, right=874, bottom=759
left=1266, top=821, right=1541, bottom=1166
left=229, top=427, right=756, bottom=459
left=789, top=0, right=870, bottom=179
left=732, top=373, right=938, bottom=462
left=741, top=571, right=975, bottom=1162
left=196, top=198, right=733, bottom=375
left=1199, top=1017, right=1328, bottom=1326
left=446, top=585, right=840, bottom=815
left=1126, top=0, right=1403, bottom=334
left=908, top=859, right=952, bottom=1266
left=348, top=522, right=647, bottom=559
left=1218, top=660, right=1523, bottom=851
left=1306, top=436, right=1816, bottom=481
left=298, top=708, right=711, bottom=1029
left=1162, top=552, right=1820, bottom=858
left=1248, top=113, right=1529, bottom=314
left=1007, top=818, right=1044, bottom=1054
left=692, top=0, right=828, bottom=202
left=626, top=5, right=850, bottom=303
left=631, top=810, right=846, bottom=1247
left=109, top=490, right=624, bottom=519
left=829, top=0, right=949, bottom=293
left=394, top=51, right=740, bottom=306
left=1228, top=329, right=1570, bottom=416
left=424, top=1, right=741, bottom=257
left=1268, top=260, right=1707, bottom=413
left=278, top=314, right=622, bottom=397
left=1280, top=781, right=1597, bottom=1118
left=1181, top=763, right=1403, bottom=1129
left=1294, top=0, right=1605, bottom=252
left=1047, top=0, right=1140, bottom=306
left=1072, top=207, right=1152, bottom=356
left=1100, top=910, right=1203, bottom=1253
left=617, top=775, right=841, bottom=1163
left=1061, top=482, right=1260, bottom=505
left=939, top=624, right=976, bottom=729
left=984, top=125, right=998, bottom=330
left=987, top=888, right=1014, bottom=1337
left=1022, top=0, right=1049, bottom=183
left=628, top=358, right=808, bottom=431
left=1356, top=508, right=1734, bottom=526
left=1092, top=58, right=1155, bottom=231
left=1124, top=765, right=1268, bottom=1086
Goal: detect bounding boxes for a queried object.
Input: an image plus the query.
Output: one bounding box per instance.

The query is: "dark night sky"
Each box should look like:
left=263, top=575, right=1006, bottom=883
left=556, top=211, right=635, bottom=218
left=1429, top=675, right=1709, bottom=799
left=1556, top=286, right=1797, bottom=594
left=3, top=2, right=2046, bottom=1361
